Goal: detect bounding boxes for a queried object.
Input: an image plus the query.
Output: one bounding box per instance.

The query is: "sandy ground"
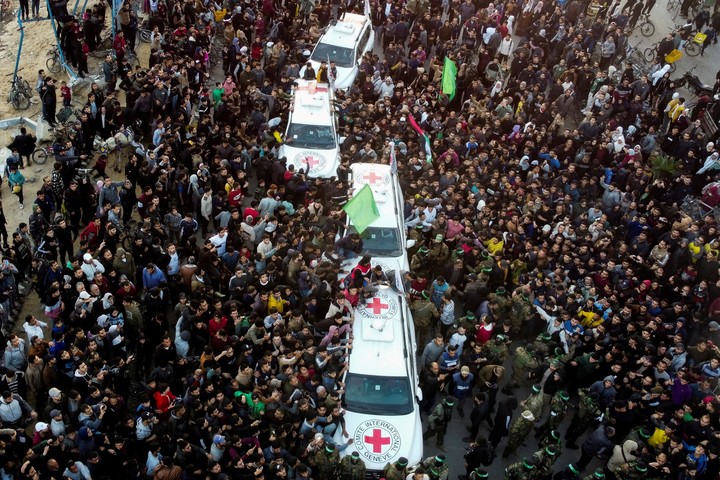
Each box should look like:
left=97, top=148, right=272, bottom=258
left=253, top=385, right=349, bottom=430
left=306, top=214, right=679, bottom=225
left=0, top=11, right=153, bottom=337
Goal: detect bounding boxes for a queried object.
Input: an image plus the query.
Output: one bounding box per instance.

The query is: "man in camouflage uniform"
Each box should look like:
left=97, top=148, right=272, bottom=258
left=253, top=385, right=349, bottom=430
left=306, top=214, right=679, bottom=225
left=509, top=288, right=533, bottom=339
left=482, top=334, right=510, bottom=365
left=410, top=290, right=439, bottom=348
left=531, top=444, right=559, bottom=480
left=612, top=460, right=648, bottom=480
left=383, top=457, right=408, bottom=480
left=476, top=250, right=495, bottom=271
left=623, top=425, right=652, bottom=449
left=487, top=286, right=511, bottom=320
left=411, top=247, right=431, bottom=278
left=554, top=464, right=581, bottom=480
left=503, top=410, right=536, bottom=458
left=457, top=311, right=477, bottom=330
left=502, top=343, right=539, bottom=394
left=521, top=384, right=546, bottom=419
left=581, top=468, right=606, bottom=480
left=468, top=468, right=489, bottom=480
left=339, top=451, right=366, bottom=480
left=565, top=390, right=601, bottom=449
left=533, top=333, right=553, bottom=357
left=505, top=457, right=538, bottom=480
left=407, top=224, right=425, bottom=256
left=427, top=234, right=450, bottom=271
left=539, top=429, right=564, bottom=457
left=535, top=391, right=570, bottom=439
left=309, top=442, right=340, bottom=479
left=423, top=396, right=455, bottom=450
left=421, top=454, right=449, bottom=480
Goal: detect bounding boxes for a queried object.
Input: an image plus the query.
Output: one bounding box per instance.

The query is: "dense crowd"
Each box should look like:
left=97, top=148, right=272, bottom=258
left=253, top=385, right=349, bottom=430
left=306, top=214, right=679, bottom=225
left=1, top=0, right=720, bottom=478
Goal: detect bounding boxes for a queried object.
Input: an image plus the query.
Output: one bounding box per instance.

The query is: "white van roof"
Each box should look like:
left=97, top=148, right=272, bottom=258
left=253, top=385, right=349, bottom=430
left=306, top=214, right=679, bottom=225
left=289, top=81, right=333, bottom=126
left=349, top=163, right=399, bottom=228
left=321, top=13, right=370, bottom=47
left=348, top=287, right=411, bottom=377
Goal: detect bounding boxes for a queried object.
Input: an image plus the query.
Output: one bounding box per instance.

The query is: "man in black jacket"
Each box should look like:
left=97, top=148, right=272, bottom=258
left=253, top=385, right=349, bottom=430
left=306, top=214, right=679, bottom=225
left=40, top=78, right=58, bottom=128
left=7, top=127, right=36, bottom=168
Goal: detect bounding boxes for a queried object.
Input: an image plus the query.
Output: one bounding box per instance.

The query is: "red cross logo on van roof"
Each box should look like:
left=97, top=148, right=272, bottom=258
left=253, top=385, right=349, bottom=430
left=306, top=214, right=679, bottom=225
left=363, top=171, right=383, bottom=184
left=367, top=297, right=389, bottom=315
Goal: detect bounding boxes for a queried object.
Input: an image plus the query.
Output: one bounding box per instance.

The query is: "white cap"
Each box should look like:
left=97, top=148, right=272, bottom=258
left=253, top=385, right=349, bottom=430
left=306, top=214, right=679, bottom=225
left=521, top=410, right=535, bottom=421
left=35, top=422, right=49, bottom=432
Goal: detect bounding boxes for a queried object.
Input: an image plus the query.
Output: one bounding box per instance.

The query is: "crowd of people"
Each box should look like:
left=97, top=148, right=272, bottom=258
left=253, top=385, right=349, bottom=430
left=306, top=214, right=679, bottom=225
left=1, top=0, right=720, bottom=478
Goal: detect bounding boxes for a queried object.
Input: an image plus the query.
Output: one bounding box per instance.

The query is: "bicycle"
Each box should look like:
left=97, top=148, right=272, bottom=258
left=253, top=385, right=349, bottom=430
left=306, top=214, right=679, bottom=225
left=31, top=144, right=56, bottom=164
left=6, top=69, right=31, bottom=111
left=46, top=46, right=62, bottom=74
left=637, top=13, right=655, bottom=37
left=683, top=31, right=705, bottom=56
left=625, top=40, right=646, bottom=66
left=667, top=0, right=681, bottom=19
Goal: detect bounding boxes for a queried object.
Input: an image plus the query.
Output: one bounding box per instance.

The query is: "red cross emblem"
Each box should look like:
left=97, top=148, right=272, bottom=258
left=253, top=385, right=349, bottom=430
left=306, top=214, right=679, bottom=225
left=367, top=297, right=389, bottom=315
left=364, top=428, right=391, bottom=453
left=363, top=171, right=383, bottom=184
left=302, top=155, right=320, bottom=169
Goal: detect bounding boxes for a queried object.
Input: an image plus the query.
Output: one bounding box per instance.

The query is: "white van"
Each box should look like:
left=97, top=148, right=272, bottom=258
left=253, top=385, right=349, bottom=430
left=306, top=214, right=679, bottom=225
left=336, top=282, right=423, bottom=472
left=309, top=13, right=375, bottom=90
left=278, top=80, right=340, bottom=179
left=341, top=163, right=412, bottom=274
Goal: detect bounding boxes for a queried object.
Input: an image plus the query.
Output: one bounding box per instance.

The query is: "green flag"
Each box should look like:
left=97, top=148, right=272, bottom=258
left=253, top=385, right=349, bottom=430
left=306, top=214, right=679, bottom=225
left=343, top=184, right=380, bottom=234
left=441, top=57, right=458, bottom=101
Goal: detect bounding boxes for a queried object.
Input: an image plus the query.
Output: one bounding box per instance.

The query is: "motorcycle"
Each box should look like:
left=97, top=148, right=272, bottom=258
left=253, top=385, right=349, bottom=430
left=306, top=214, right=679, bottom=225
left=672, top=66, right=715, bottom=96
left=93, top=120, right=145, bottom=158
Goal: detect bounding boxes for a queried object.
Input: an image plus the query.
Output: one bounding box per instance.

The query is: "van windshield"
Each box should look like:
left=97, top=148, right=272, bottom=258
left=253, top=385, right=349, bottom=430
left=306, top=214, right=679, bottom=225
left=343, top=373, right=413, bottom=415
left=285, top=123, right=337, bottom=149
left=346, top=226, right=403, bottom=257
left=311, top=43, right=354, bottom=68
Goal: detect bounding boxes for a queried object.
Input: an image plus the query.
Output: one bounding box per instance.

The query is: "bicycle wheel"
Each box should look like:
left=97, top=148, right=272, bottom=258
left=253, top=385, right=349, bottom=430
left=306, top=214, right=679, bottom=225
left=641, top=21, right=654, bottom=37
left=669, top=62, right=677, bottom=73
left=671, top=5, right=680, bottom=19
left=139, top=29, right=151, bottom=43
left=666, top=0, right=677, bottom=10
left=32, top=148, right=48, bottom=164
left=121, top=234, right=135, bottom=251
left=11, top=92, right=30, bottom=111
left=19, top=78, right=31, bottom=94
left=685, top=41, right=701, bottom=56
left=46, top=56, right=62, bottom=73
left=643, top=47, right=656, bottom=62
left=127, top=53, right=139, bottom=68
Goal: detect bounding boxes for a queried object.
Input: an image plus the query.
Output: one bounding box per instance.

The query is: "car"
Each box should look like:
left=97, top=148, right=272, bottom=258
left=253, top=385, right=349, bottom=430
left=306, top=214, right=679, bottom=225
left=278, top=80, right=340, bottom=179
left=335, top=282, right=423, bottom=475
left=339, top=163, right=413, bottom=276
left=309, top=12, right=374, bottom=90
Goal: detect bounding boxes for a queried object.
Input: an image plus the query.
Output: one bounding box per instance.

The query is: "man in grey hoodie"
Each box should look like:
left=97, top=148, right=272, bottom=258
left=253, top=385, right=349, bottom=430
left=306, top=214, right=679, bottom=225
left=3, top=334, right=27, bottom=372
